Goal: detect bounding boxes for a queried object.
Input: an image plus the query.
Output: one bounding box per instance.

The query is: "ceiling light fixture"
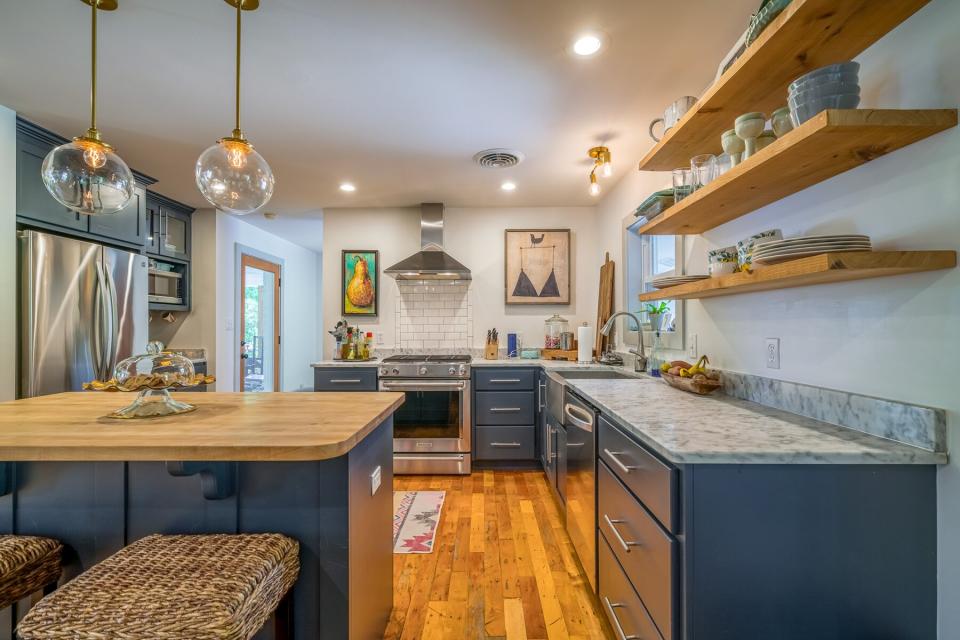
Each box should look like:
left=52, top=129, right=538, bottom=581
left=587, top=146, right=612, bottom=196
left=196, top=0, right=274, bottom=215
left=339, top=183, right=357, bottom=192
left=41, top=0, right=135, bottom=216
left=501, top=181, right=517, bottom=192
left=573, top=34, right=603, bottom=56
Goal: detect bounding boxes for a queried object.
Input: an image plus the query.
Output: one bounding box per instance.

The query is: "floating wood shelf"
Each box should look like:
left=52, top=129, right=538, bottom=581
left=638, top=0, right=932, bottom=171
left=635, top=109, right=957, bottom=236
left=638, top=251, right=956, bottom=301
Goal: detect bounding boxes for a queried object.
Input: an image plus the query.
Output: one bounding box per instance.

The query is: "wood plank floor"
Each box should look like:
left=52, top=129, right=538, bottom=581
left=386, top=470, right=613, bottom=640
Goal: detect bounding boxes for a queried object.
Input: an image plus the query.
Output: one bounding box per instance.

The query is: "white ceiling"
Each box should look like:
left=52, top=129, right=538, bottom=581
left=1, top=0, right=756, bottom=215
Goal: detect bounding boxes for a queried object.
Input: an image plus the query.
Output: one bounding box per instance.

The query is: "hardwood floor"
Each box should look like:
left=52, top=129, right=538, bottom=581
left=386, top=470, right=613, bottom=640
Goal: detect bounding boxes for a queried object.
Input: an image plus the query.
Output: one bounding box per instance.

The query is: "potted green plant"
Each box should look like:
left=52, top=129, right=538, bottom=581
left=644, top=302, right=670, bottom=332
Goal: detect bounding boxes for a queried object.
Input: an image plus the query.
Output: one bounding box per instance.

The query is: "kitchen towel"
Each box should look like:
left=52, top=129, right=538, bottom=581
left=577, top=324, right=594, bottom=363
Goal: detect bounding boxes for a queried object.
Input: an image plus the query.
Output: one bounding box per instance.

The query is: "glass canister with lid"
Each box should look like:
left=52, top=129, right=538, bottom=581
left=544, top=314, right=569, bottom=349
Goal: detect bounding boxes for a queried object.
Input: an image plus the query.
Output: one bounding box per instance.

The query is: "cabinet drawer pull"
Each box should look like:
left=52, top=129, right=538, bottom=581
left=603, top=597, right=640, bottom=640
left=489, top=378, right=521, bottom=383
left=490, top=442, right=522, bottom=448
left=603, top=514, right=641, bottom=553
left=329, top=379, right=362, bottom=384
left=490, top=407, right=521, bottom=413
left=603, top=449, right=639, bottom=474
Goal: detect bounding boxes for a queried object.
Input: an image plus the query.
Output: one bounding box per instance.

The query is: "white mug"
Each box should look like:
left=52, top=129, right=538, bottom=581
left=649, top=96, right=698, bottom=142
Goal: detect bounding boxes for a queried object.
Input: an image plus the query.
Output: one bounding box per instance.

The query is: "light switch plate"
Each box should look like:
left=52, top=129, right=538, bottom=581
left=370, top=465, right=382, bottom=495
left=688, top=334, right=698, bottom=360
left=765, top=338, right=781, bottom=369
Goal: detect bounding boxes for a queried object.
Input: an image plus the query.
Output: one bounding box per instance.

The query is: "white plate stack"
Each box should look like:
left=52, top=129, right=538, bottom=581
left=651, top=274, right=710, bottom=289
left=752, top=234, right=872, bottom=265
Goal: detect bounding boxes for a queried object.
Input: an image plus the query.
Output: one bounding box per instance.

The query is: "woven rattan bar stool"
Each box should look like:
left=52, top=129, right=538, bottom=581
left=17, top=533, right=299, bottom=640
left=0, top=535, right=62, bottom=610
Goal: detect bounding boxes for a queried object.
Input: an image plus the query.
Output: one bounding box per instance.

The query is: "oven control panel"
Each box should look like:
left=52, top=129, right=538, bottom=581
left=379, top=362, right=469, bottom=378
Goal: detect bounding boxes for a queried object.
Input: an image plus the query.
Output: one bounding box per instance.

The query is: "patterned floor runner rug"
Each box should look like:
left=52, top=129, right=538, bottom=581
left=393, top=491, right=445, bottom=554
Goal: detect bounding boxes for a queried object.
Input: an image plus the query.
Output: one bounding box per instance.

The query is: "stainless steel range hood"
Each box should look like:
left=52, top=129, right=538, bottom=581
left=384, top=203, right=472, bottom=280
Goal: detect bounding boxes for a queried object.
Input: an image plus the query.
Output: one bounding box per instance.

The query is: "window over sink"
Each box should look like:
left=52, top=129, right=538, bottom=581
left=623, top=217, right=685, bottom=350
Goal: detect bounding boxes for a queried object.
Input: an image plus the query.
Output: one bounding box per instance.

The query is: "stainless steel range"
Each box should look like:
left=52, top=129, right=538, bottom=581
left=379, top=355, right=472, bottom=475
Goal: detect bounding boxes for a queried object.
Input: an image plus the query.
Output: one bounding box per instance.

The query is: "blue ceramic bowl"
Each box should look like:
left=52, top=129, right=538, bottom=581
left=789, top=94, right=862, bottom=126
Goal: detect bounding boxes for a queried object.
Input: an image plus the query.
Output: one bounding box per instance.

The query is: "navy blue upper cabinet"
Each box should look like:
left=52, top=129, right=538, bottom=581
left=16, top=132, right=88, bottom=233
left=87, top=184, right=147, bottom=246
left=146, top=192, right=192, bottom=262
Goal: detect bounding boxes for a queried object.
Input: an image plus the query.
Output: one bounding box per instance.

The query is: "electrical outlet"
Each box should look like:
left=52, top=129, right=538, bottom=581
left=370, top=465, right=382, bottom=495
left=765, top=338, right=781, bottom=369
left=377, top=333, right=384, bottom=345
left=688, top=334, right=698, bottom=360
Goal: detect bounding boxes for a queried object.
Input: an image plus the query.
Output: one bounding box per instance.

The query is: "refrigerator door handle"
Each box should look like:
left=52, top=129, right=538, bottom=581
left=93, top=260, right=115, bottom=380
left=103, top=266, right=120, bottom=374
left=93, top=260, right=106, bottom=380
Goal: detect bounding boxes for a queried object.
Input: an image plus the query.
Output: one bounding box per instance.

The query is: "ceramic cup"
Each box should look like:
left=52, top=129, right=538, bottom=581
left=734, top=112, right=766, bottom=160
left=709, top=260, right=737, bottom=277
left=755, top=130, right=777, bottom=153
left=771, top=107, right=793, bottom=137
left=649, top=96, right=698, bottom=142
left=721, top=128, right=745, bottom=166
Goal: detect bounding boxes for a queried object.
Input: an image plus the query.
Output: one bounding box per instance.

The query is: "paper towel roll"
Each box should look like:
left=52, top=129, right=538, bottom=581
left=577, top=324, right=593, bottom=363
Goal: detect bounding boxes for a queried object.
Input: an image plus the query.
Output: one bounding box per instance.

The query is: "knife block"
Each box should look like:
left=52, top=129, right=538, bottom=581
left=484, top=341, right=499, bottom=360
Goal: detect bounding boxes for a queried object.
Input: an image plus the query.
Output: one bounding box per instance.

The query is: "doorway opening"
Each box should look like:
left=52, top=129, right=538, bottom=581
left=240, top=253, right=281, bottom=392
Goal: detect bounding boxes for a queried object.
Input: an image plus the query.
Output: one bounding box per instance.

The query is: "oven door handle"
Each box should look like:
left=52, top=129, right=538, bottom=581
left=380, top=381, right=466, bottom=392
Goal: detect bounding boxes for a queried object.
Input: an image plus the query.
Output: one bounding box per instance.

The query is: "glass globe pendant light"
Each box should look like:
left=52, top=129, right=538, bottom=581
left=41, top=0, right=135, bottom=216
left=195, top=0, right=274, bottom=215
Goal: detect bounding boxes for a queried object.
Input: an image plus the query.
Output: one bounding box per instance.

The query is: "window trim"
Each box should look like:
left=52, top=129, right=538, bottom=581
left=622, top=214, right=685, bottom=351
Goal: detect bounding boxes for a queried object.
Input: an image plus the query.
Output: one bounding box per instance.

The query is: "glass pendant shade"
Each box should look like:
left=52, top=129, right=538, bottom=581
left=196, top=138, right=274, bottom=214
left=41, top=138, right=135, bottom=215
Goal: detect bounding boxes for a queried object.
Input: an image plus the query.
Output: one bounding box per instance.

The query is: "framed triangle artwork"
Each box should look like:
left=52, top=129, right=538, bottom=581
left=505, top=229, right=571, bottom=305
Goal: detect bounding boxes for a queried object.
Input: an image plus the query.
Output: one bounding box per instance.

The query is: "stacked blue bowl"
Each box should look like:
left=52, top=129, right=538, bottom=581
left=788, top=61, right=861, bottom=127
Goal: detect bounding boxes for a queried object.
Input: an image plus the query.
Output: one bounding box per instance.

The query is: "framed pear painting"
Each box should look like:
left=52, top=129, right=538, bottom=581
left=342, top=250, right=379, bottom=316
left=505, top=229, right=571, bottom=305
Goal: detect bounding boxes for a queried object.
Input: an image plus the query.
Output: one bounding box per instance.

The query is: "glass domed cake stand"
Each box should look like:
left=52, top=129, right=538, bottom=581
left=84, top=342, right=216, bottom=419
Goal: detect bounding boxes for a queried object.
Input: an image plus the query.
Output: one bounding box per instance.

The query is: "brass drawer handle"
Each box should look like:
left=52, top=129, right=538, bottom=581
left=603, top=514, right=641, bottom=553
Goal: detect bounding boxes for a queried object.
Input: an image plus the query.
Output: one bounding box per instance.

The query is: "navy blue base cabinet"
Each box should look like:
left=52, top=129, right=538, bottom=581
left=473, top=368, right=539, bottom=464
left=0, top=419, right=394, bottom=640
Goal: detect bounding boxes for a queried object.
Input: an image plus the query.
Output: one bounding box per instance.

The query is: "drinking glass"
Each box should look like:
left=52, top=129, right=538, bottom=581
left=715, top=153, right=734, bottom=177
left=690, top=154, right=717, bottom=190
left=672, top=168, right=694, bottom=202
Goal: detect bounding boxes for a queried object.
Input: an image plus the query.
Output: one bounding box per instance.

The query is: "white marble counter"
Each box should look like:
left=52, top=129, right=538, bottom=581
left=567, top=377, right=947, bottom=465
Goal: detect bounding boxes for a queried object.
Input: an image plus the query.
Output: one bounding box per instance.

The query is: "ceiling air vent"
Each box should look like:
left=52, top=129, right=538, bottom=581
left=473, top=148, right=525, bottom=169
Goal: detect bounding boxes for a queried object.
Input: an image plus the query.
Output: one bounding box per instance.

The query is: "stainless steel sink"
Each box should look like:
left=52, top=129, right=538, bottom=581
left=552, top=369, right=634, bottom=380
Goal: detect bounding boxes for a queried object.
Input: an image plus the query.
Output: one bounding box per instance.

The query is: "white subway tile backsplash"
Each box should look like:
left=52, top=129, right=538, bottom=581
left=396, top=281, right=473, bottom=350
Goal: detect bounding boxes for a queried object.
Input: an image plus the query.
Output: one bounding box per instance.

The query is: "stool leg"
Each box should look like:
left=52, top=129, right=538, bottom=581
left=273, top=592, right=293, bottom=640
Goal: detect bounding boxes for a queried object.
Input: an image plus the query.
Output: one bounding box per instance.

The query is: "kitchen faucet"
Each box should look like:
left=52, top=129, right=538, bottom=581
left=600, top=312, right=647, bottom=373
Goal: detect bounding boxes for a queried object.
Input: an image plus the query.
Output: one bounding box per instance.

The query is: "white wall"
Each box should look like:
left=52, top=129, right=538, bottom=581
left=215, top=212, right=321, bottom=392
left=321, top=206, right=600, bottom=356
left=598, top=1, right=960, bottom=634
left=0, top=106, right=15, bottom=401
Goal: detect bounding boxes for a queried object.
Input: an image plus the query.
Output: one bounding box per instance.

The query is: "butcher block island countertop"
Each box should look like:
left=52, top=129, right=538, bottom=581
left=0, top=391, right=404, bottom=461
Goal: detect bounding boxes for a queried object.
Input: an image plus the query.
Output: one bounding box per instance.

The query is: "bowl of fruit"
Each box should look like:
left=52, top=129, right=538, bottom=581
left=658, top=356, right=722, bottom=395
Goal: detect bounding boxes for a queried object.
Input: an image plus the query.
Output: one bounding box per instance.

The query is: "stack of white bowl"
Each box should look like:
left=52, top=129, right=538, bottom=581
left=788, top=62, right=860, bottom=127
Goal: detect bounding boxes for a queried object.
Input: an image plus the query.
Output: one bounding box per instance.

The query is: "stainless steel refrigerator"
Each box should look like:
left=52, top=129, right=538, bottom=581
left=19, top=230, right=148, bottom=398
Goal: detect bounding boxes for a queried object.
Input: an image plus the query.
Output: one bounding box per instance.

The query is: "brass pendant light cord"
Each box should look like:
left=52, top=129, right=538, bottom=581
left=89, top=0, right=97, bottom=134
left=234, top=0, right=242, bottom=138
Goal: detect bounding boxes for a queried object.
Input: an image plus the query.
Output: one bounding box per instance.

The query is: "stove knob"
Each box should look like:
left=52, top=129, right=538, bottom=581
left=458, top=365, right=466, bottom=375
left=419, top=366, right=428, bottom=375
left=380, top=367, right=388, bottom=376
left=448, top=367, right=456, bottom=375
left=392, top=368, right=400, bottom=375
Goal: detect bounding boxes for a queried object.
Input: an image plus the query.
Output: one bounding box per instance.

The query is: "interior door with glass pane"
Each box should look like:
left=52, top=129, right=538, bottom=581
left=240, top=254, right=281, bottom=392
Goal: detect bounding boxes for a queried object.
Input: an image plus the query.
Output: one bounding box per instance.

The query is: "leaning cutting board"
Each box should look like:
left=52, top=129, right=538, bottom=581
left=595, top=252, right=615, bottom=356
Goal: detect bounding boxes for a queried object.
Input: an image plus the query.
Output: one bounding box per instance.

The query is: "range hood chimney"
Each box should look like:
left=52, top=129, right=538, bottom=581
left=384, top=203, right=472, bottom=280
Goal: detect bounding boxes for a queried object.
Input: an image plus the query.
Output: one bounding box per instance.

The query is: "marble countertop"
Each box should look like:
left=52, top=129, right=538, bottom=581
left=310, top=357, right=628, bottom=370
left=567, top=377, right=947, bottom=465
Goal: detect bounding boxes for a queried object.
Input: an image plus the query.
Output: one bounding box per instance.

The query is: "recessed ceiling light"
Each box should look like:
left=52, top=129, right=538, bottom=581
left=339, top=183, right=356, bottom=192
left=573, top=34, right=603, bottom=56
left=501, top=181, right=517, bottom=192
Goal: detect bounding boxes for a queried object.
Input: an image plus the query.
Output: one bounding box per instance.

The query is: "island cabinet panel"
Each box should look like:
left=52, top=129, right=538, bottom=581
left=596, top=411, right=939, bottom=640
left=0, top=418, right=395, bottom=640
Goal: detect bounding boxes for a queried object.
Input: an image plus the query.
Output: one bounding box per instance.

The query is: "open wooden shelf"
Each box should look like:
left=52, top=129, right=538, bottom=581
left=638, top=0, right=932, bottom=171
left=635, top=109, right=956, bottom=236
left=638, top=251, right=956, bottom=301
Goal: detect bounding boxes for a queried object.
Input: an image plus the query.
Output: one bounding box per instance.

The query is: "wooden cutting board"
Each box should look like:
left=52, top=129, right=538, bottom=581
left=595, top=252, right=615, bottom=356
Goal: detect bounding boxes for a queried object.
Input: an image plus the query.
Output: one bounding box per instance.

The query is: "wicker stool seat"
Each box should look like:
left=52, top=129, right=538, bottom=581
left=17, top=533, right=299, bottom=640
left=0, top=535, right=62, bottom=610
